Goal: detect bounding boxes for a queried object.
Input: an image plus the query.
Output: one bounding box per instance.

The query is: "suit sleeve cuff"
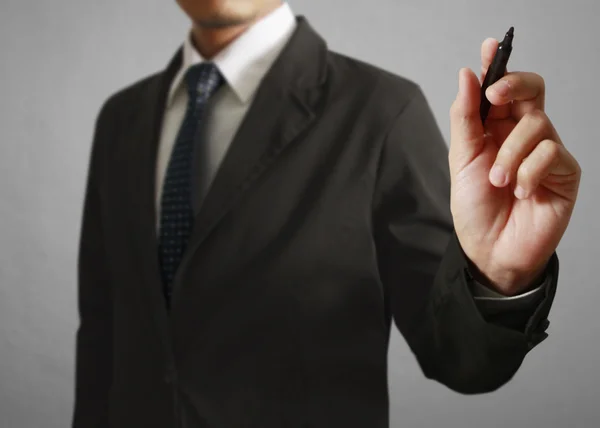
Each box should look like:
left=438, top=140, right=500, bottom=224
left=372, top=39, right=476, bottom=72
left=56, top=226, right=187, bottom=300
left=449, top=232, right=559, bottom=342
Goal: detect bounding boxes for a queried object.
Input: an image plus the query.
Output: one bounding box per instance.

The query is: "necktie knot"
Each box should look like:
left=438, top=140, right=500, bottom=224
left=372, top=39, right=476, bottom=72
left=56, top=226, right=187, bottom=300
left=184, top=62, right=223, bottom=103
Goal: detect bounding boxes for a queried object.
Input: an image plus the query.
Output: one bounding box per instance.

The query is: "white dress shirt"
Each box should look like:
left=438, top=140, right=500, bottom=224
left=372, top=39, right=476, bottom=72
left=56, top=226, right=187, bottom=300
left=155, top=2, right=297, bottom=225
left=155, top=2, right=544, bottom=304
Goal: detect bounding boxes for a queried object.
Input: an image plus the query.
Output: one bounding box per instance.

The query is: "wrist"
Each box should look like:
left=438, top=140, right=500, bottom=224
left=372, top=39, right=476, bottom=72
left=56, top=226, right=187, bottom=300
left=466, top=259, right=547, bottom=296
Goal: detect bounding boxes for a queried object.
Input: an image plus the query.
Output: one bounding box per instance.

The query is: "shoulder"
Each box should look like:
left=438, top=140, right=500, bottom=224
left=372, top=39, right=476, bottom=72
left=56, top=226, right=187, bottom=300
left=96, top=71, right=162, bottom=125
left=325, top=50, right=424, bottom=115
left=89, top=72, right=162, bottom=174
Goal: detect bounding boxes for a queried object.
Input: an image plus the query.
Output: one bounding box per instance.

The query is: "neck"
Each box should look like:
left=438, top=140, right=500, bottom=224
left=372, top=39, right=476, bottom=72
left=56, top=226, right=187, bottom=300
left=190, top=3, right=281, bottom=59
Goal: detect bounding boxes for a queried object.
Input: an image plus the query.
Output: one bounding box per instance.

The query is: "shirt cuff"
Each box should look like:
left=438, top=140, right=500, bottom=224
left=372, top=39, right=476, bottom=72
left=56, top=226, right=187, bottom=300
left=471, top=276, right=549, bottom=315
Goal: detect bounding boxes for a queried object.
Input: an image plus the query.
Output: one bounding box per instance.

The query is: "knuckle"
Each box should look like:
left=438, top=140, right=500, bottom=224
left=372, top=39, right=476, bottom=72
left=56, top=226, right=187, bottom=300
left=536, top=73, right=546, bottom=91
left=498, top=144, right=516, bottom=162
left=517, top=162, right=534, bottom=184
left=525, top=109, right=548, bottom=128
left=540, top=139, right=560, bottom=158
left=523, top=72, right=545, bottom=94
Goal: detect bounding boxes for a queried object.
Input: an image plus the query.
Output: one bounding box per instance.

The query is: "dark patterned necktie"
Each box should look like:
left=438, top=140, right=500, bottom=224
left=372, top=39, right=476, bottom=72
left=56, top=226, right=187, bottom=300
left=159, top=62, right=223, bottom=305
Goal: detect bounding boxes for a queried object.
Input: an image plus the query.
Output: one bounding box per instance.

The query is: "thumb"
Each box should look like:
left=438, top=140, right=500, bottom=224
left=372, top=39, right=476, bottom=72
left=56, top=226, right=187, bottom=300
left=449, top=67, right=485, bottom=173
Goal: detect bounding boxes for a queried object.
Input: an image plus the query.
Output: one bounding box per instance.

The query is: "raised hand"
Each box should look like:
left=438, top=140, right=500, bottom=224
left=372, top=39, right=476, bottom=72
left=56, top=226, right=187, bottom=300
left=448, top=38, right=581, bottom=295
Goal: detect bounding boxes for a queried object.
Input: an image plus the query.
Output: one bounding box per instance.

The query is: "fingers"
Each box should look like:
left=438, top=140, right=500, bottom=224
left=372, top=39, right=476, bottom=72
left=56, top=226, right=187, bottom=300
left=480, top=37, right=546, bottom=121
left=513, top=139, right=562, bottom=199
left=485, top=72, right=546, bottom=118
left=449, top=67, right=485, bottom=173
left=489, top=109, right=560, bottom=187
left=515, top=139, right=581, bottom=201
left=471, top=38, right=579, bottom=201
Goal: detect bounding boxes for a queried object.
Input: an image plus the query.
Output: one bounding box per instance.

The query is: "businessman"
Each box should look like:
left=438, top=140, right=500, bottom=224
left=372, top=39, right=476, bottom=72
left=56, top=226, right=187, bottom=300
left=73, top=1, right=581, bottom=427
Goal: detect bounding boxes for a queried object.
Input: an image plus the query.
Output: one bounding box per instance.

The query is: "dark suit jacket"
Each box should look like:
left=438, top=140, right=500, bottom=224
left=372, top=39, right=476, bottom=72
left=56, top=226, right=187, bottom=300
left=73, top=17, right=559, bottom=428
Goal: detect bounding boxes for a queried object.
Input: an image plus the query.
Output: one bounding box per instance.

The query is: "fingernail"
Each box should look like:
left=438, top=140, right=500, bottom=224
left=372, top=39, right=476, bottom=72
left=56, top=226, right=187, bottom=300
left=490, top=80, right=510, bottom=98
left=489, top=164, right=507, bottom=186
left=514, top=185, right=528, bottom=199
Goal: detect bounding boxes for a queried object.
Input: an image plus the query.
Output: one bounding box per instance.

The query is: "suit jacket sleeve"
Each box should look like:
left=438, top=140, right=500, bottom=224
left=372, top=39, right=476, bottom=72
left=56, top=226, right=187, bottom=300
left=372, top=85, right=558, bottom=394
left=72, top=98, right=115, bottom=427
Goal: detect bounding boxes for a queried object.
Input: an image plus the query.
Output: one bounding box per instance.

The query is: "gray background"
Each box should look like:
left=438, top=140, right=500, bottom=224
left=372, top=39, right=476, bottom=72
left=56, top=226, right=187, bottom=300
left=0, top=0, right=597, bottom=427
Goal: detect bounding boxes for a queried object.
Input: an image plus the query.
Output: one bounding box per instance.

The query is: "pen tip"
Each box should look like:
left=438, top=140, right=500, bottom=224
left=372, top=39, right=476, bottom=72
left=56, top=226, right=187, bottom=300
left=508, top=26, right=514, bottom=37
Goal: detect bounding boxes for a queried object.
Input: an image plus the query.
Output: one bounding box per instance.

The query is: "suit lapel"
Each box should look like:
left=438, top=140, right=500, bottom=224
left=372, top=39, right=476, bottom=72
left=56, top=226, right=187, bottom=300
left=170, top=18, right=329, bottom=305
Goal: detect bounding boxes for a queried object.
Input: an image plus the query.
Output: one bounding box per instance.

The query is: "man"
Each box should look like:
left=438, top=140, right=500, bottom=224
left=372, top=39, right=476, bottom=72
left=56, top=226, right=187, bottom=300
left=72, top=1, right=581, bottom=427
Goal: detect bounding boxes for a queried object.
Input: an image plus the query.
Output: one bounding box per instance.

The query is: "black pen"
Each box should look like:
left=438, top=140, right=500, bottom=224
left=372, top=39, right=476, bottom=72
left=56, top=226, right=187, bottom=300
left=480, top=26, right=514, bottom=124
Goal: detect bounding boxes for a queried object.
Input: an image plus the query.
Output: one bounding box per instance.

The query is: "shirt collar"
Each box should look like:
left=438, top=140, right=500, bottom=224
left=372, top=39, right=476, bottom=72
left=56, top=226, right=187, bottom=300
left=166, top=2, right=297, bottom=106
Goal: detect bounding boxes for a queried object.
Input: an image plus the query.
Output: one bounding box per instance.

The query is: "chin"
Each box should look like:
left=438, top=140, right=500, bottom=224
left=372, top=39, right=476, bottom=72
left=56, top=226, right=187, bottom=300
left=177, top=0, right=259, bottom=28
